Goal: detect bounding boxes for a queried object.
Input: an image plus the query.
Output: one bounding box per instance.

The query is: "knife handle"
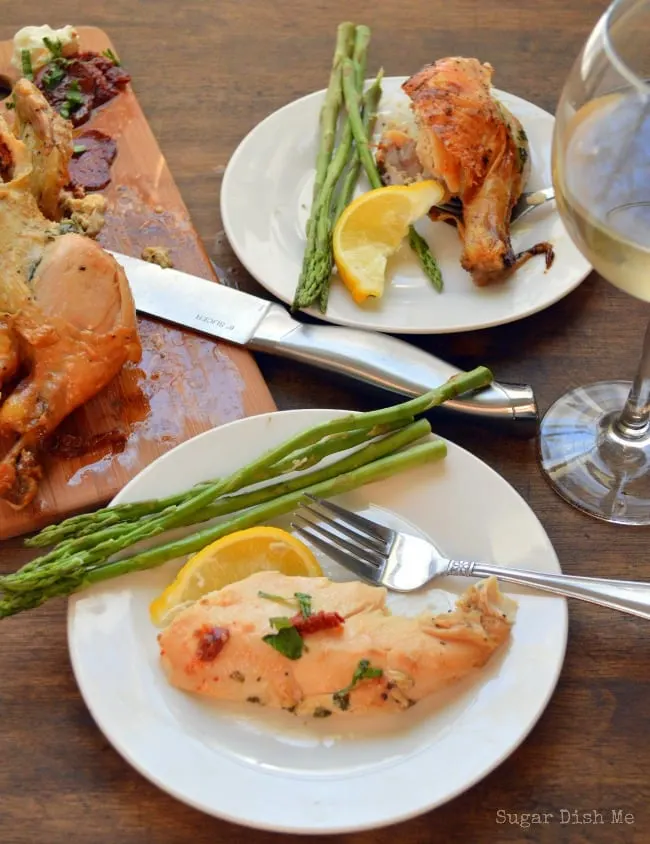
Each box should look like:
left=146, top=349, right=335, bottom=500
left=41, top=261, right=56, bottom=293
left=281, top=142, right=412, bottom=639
left=251, top=307, right=538, bottom=437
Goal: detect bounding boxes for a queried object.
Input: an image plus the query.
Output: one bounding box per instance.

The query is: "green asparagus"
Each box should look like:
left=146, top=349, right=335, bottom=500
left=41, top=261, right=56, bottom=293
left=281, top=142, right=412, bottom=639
left=341, top=58, right=444, bottom=291
left=28, top=418, right=407, bottom=549
left=293, top=26, right=372, bottom=311
left=1, top=367, right=493, bottom=617
left=307, top=22, right=355, bottom=240
left=333, top=71, right=383, bottom=223
left=0, top=438, right=446, bottom=618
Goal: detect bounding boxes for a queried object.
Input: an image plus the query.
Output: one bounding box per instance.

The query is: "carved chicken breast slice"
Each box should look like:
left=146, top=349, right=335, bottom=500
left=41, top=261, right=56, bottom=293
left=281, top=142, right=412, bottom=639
left=158, top=570, right=516, bottom=718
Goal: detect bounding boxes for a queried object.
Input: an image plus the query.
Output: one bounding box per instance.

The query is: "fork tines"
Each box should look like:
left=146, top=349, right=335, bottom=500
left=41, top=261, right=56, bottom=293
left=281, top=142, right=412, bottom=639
left=290, top=495, right=394, bottom=583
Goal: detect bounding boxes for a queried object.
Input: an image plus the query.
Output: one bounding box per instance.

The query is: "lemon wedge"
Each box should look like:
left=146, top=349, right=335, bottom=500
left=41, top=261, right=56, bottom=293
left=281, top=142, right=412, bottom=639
left=332, top=180, right=445, bottom=304
left=149, top=526, right=322, bottom=626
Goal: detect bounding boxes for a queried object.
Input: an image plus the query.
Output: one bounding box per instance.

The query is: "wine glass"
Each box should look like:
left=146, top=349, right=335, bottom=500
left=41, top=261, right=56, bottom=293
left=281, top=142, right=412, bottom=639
left=538, top=0, right=650, bottom=524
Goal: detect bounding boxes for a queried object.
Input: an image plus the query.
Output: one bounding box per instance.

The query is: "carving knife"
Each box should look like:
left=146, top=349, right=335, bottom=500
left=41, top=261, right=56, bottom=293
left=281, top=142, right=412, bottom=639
left=109, top=251, right=538, bottom=436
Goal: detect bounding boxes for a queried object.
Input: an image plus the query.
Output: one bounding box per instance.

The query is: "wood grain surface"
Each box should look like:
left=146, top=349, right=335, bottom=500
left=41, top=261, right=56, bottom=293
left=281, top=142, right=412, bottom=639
left=0, top=27, right=275, bottom=539
left=2, top=3, right=649, bottom=844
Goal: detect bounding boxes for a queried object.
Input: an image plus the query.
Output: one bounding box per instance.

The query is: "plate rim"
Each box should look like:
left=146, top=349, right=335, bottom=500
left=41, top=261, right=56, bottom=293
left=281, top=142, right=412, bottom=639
left=67, top=408, right=568, bottom=833
left=220, top=77, right=591, bottom=335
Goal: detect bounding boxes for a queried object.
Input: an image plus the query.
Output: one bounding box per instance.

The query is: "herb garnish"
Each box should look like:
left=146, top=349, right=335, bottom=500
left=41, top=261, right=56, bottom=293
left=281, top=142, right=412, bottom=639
left=332, top=659, right=383, bottom=710
left=60, top=82, right=85, bottom=120
left=102, top=48, right=121, bottom=66
left=21, top=49, right=33, bottom=81
left=73, top=144, right=86, bottom=155
left=43, top=37, right=65, bottom=60
left=257, top=590, right=313, bottom=617
left=258, top=590, right=297, bottom=609
left=262, top=616, right=304, bottom=660
left=42, top=64, right=66, bottom=90
left=40, top=37, right=71, bottom=92
left=294, top=592, right=312, bottom=618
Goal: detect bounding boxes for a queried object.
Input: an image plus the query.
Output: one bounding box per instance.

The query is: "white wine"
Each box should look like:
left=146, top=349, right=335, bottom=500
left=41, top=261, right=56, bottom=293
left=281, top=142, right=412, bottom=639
left=554, top=90, right=650, bottom=300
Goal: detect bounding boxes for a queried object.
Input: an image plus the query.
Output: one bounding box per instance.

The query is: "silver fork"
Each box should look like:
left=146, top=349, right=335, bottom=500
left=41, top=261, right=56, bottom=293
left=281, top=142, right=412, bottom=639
left=435, top=186, right=555, bottom=225
left=291, top=494, right=650, bottom=620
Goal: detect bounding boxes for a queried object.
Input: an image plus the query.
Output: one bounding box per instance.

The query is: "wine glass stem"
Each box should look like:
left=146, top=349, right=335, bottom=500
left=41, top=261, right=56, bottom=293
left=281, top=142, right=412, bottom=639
left=614, top=312, right=650, bottom=439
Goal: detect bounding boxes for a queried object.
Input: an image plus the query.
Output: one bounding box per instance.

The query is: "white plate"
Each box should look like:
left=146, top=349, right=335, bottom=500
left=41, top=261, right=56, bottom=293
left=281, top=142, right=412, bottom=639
left=68, top=410, right=567, bottom=833
left=221, top=77, right=591, bottom=334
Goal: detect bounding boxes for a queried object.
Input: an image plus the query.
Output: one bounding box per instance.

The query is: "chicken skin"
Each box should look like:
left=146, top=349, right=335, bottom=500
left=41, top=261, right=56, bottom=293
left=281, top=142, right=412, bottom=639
left=158, top=571, right=515, bottom=717
left=0, top=81, right=140, bottom=508
left=377, top=58, right=553, bottom=285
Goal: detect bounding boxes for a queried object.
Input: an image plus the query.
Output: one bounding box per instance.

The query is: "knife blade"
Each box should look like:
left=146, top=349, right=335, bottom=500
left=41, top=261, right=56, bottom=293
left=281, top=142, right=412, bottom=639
left=109, top=251, right=538, bottom=436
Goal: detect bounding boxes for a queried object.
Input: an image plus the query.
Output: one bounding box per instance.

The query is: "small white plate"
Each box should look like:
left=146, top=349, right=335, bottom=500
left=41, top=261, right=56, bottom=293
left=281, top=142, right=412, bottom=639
left=68, top=410, right=567, bottom=833
left=221, top=77, right=591, bottom=334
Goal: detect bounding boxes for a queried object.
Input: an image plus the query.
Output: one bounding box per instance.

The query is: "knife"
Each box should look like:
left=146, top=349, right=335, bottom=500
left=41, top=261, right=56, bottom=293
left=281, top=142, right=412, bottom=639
left=109, top=251, right=538, bottom=436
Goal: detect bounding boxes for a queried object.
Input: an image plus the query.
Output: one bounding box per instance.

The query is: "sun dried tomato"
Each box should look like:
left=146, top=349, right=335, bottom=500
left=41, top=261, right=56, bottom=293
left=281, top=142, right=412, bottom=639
left=195, top=625, right=230, bottom=661
left=290, top=611, right=344, bottom=635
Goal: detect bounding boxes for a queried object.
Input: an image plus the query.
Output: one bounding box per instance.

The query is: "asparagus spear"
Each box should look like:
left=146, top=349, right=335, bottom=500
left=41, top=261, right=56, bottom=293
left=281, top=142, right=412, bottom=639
left=22, top=364, right=489, bottom=574
left=309, top=27, right=371, bottom=230
left=1, top=367, right=492, bottom=616
left=29, top=418, right=407, bottom=549
left=293, top=26, right=372, bottom=311
left=307, top=21, right=355, bottom=240
left=3, top=420, right=428, bottom=596
left=341, top=59, right=444, bottom=292
left=333, top=71, right=383, bottom=222
left=0, top=438, right=446, bottom=618
left=319, top=68, right=383, bottom=313
left=30, top=365, right=488, bottom=563
left=18, top=420, right=411, bottom=576
left=409, top=227, right=443, bottom=292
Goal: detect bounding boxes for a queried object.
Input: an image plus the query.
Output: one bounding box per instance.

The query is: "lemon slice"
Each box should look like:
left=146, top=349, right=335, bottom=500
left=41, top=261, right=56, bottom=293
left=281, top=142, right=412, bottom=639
left=332, top=180, right=445, bottom=304
left=149, top=526, right=322, bottom=626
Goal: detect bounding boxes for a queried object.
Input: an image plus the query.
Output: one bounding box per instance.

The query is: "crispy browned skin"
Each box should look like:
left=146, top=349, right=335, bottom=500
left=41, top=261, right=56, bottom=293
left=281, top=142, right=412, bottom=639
left=402, top=57, right=553, bottom=285
left=0, top=81, right=141, bottom=508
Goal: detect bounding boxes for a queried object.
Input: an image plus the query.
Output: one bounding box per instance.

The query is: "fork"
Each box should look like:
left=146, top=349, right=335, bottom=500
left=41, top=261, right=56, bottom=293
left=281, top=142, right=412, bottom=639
left=435, top=186, right=555, bottom=225
left=291, top=494, right=650, bottom=620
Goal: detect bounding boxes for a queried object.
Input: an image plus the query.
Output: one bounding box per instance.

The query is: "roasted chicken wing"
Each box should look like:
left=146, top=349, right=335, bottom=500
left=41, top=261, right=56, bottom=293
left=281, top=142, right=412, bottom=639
left=0, top=81, right=140, bottom=508
left=377, top=58, right=553, bottom=285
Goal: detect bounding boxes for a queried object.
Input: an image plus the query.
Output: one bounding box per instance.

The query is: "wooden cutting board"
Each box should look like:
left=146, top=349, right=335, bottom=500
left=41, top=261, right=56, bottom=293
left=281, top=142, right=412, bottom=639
left=0, top=27, right=276, bottom=539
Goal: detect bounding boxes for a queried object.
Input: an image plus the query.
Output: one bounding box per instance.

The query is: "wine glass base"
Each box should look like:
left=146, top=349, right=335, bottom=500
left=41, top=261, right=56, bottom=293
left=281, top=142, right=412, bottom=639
left=539, top=381, right=650, bottom=525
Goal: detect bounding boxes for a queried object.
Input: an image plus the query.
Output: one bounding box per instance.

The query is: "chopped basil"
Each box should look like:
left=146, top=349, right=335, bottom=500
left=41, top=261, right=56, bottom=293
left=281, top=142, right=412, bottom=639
left=257, top=590, right=296, bottom=609
left=268, top=616, right=293, bottom=630
left=42, top=65, right=66, bottom=89
left=73, top=144, right=86, bottom=155
left=102, top=48, right=121, bottom=66
left=42, top=37, right=64, bottom=60
left=61, top=85, right=85, bottom=120
left=5, top=97, right=16, bottom=111
left=262, top=616, right=303, bottom=660
left=332, top=659, right=383, bottom=709
left=21, top=49, right=33, bottom=81
left=294, top=592, right=312, bottom=618
left=257, top=590, right=313, bottom=617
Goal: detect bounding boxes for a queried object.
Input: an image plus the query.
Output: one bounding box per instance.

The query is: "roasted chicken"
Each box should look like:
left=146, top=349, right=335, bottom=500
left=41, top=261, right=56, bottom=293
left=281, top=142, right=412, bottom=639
left=158, top=571, right=515, bottom=717
left=377, top=58, right=553, bottom=285
left=0, top=80, right=141, bottom=508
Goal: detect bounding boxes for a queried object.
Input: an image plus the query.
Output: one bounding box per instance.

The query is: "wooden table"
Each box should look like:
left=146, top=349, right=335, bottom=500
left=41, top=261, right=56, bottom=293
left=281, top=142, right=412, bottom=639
left=1, top=2, right=648, bottom=842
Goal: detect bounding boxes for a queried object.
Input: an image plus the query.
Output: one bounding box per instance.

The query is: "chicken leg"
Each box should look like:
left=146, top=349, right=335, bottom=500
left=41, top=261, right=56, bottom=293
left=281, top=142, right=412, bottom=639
left=0, top=81, right=141, bottom=508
